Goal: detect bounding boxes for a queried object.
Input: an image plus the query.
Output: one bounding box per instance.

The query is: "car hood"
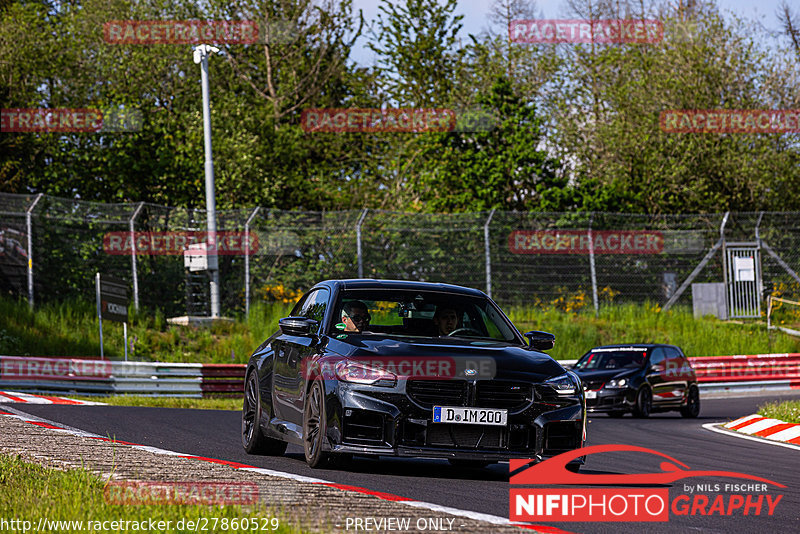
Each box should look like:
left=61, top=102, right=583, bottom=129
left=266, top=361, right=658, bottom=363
left=325, top=336, right=567, bottom=382
left=572, top=368, right=640, bottom=383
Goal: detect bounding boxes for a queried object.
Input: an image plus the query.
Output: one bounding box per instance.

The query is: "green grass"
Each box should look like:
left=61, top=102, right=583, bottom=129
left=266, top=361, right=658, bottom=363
left=0, top=454, right=304, bottom=534
left=2, top=297, right=799, bottom=363
left=506, top=302, right=800, bottom=359
left=68, top=395, right=241, bottom=410
left=0, top=297, right=292, bottom=364
left=758, top=400, right=800, bottom=423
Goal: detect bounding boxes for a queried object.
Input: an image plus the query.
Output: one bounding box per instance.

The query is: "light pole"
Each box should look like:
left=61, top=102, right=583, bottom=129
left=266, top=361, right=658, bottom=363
left=193, top=44, right=221, bottom=318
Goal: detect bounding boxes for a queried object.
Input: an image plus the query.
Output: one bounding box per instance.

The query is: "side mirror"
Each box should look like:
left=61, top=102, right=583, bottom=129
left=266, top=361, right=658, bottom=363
left=524, top=330, right=555, bottom=351
left=279, top=317, right=319, bottom=336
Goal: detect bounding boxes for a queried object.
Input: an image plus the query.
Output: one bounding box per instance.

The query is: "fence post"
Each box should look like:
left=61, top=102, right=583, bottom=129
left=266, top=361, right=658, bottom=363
left=356, top=209, right=368, bottom=278
left=588, top=213, right=599, bottom=317
left=662, top=211, right=729, bottom=312
left=129, top=202, right=145, bottom=312
left=244, top=206, right=260, bottom=317
left=26, top=193, right=44, bottom=311
left=484, top=209, right=496, bottom=298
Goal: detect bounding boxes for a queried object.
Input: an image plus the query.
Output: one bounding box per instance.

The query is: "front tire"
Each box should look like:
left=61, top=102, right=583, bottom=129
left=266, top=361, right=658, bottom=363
left=303, top=379, right=332, bottom=468
left=242, top=371, right=288, bottom=455
left=632, top=387, right=652, bottom=418
left=680, top=386, right=700, bottom=418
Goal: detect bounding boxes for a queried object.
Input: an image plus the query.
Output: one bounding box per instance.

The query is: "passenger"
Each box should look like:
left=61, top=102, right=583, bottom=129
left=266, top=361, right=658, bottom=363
left=341, top=301, right=370, bottom=333
left=433, top=307, right=460, bottom=336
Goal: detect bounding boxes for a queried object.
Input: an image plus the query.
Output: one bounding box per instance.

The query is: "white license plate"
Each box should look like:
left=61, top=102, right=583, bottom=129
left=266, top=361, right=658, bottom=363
left=585, top=390, right=597, bottom=399
left=432, top=406, right=507, bottom=426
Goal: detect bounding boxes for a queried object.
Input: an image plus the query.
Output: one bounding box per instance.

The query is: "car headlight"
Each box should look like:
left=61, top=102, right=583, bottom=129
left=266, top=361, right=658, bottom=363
left=605, top=378, right=628, bottom=389
left=335, top=360, right=397, bottom=387
left=545, top=372, right=577, bottom=395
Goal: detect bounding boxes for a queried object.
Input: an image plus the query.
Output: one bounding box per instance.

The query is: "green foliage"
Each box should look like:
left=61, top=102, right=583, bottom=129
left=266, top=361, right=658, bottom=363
left=413, top=77, right=568, bottom=212
left=507, top=303, right=800, bottom=360
left=0, top=454, right=299, bottom=533
left=758, top=400, right=800, bottom=424
left=3, top=295, right=799, bottom=363
left=1, top=0, right=799, bottom=214
left=0, top=296, right=292, bottom=362
left=368, top=0, right=463, bottom=107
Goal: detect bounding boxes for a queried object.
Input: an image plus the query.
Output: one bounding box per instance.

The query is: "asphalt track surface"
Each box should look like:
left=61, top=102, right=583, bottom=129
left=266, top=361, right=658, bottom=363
left=15, top=394, right=800, bottom=534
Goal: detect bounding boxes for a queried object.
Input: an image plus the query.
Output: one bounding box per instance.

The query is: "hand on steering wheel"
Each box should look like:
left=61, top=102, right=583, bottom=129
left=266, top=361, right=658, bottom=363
left=446, top=328, right=482, bottom=337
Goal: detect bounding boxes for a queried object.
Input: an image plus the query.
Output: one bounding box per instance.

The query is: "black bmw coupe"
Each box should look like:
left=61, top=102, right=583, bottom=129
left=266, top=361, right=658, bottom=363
left=242, top=279, right=586, bottom=469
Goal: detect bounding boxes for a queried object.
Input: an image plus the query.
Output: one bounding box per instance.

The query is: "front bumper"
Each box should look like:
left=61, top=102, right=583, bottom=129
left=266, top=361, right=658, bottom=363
left=324, top=381, right=585, bottom=462
left=584, top=388, right=634, bottom=412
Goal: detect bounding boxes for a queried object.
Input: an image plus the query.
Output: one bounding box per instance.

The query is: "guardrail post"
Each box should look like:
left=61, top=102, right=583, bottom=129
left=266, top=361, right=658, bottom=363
left=129, top=202, right=145, bottom=312
left=484, top=209, right=496, bottom=298
left=244, top=206, right=260, bottom=317
left=26, top=193, right=44, bottom=311
left=356, top=209, right=368, bottom=278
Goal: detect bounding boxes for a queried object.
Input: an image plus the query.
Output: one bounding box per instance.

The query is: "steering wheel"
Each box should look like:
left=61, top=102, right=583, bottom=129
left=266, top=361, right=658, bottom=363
left=447, top=328, right=482, bottom=337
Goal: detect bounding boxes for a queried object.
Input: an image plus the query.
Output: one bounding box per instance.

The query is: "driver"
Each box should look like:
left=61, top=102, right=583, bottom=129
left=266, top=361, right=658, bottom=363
left=341, top=301, right=370, bottom=333
left=433, top=307, right=459, bottom=336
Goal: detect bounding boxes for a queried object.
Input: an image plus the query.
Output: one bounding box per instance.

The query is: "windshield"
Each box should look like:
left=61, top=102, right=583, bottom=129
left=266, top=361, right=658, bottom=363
left=574, top=349, right=647, bottom=370
left=332, top=289, right=520, bottom=343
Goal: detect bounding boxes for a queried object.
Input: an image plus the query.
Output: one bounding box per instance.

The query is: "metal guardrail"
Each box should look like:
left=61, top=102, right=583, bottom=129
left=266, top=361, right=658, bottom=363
left=0, top=357, right=243, bottom=398
left=0, top=354, right=797, bottom=398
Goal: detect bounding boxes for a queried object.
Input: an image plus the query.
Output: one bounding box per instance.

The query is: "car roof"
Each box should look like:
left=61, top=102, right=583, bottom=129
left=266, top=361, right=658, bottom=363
left=587, top=344, right=679, bottom=352
left=313, top=279, right=487, bottom=297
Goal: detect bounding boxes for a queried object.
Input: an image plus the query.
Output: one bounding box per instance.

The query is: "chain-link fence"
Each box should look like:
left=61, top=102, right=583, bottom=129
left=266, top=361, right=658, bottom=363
left=2, top=192, right=799, bottom=317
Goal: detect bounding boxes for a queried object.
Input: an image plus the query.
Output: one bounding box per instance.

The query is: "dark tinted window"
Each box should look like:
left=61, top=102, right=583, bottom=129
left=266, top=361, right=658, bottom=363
left=331, top=289, right=520, bottom=342
left=664, top=346, right=683, bottom=361
left=575, top=349, right=647, bottom=370
left=296, top=288, right=329, bottom=334
left=649, top=347, right=666, bottom=366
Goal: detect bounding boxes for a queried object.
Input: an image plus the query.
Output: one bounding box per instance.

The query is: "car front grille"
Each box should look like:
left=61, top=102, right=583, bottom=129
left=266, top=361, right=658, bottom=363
left=406, top=380, right=468, bottom=407
left=582, top=380, right=605, bottom=391
left=543, top=421, right=581, bottom=456
left=406, top=380, right=533, bottom=411
left=426, top=424, right=503, bottom=449
left=476, top=381, right=533, bottom=411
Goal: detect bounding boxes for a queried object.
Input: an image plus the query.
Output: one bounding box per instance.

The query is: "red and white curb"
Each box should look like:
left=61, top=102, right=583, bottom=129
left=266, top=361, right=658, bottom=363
left=723, top=414, right=800, bottom=445
left=0, top=407, right=571, bottom=534
left=0, top=390, right=106, bottom=405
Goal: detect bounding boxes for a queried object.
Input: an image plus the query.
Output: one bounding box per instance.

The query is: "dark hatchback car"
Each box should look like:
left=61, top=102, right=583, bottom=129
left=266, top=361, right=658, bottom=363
left=242, top=279, right=586, bottom=469
left=571, top=344, right=699, bottom=418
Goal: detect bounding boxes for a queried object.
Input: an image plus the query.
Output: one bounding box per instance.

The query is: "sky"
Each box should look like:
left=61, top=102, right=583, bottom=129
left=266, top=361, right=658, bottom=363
left=350, top=0, right=793, bottom=64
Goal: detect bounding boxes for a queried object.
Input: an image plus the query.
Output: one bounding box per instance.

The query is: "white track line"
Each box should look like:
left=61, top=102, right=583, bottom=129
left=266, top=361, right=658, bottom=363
left=702, top=422, right=800, bottom=452
left=0, top=407, right=551, bottom=532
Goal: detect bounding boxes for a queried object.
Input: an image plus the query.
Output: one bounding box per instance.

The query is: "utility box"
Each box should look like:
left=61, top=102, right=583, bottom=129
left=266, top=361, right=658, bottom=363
left=183, top=242, right=218, bottom=272
left=692, top=283, right=728, bottom=320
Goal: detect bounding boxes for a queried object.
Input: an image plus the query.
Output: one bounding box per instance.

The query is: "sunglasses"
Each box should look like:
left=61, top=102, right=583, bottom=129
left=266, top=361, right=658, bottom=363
left=346, top=313, right=370, bottom=322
